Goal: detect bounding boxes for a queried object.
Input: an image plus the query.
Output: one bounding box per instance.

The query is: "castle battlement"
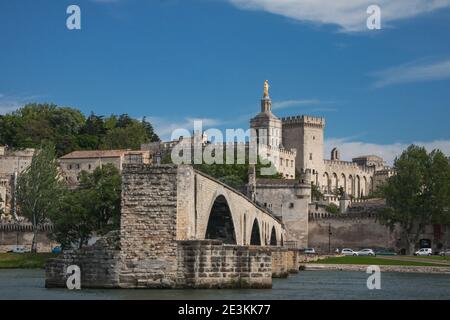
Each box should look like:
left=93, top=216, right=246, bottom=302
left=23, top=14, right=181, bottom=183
left=324, top=159, right=376, bottom=174
left=324, top=159, right=358, bottom=168
left=259, top=144, right=297, bottom=157
left=281, top=115, right=325, bottom=128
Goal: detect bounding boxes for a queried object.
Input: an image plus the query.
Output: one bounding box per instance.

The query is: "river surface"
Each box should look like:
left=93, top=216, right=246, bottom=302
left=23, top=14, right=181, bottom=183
left=0, top=269, right=449, bottom=300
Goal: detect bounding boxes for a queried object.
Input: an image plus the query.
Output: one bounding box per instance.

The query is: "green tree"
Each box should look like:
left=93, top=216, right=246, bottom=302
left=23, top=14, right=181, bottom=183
left=379, top=145, right=450, bottom=254
left=49, top=164, right=121, bottom=249
left=16, top=143, right=66, bottom=252
left=0, top=104, right=85, bottom=156
left=78, top=164, right=122, bottom=234
left=325, top=203, right=339, bottom=214
left=195, top=157, right=282, bottom=191
left=50, top=189, right=95, bottom=249
left=311, top=184, right=324, bottom=201
left=142, top=116, right=160, bottom=142
left=0, top=105, right=160, bottom=156
left=100, top=121, right=149, bottom=150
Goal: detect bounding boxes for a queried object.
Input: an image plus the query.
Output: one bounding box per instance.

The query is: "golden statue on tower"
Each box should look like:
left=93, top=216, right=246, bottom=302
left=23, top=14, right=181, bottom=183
left=263, top=80, right=269, bottom=98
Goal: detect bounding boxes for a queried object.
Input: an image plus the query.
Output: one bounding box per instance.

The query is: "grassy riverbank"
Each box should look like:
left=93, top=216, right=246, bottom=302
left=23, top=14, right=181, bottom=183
left=0, top=253, right=57, bottom=269
left=311, top=256, right=450, bottom=267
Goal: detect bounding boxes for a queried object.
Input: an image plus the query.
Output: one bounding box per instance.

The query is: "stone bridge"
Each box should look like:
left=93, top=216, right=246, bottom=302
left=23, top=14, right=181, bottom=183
left=46, top=164, right=296, bottom=289
left=172, top=165, right=286, bottom=246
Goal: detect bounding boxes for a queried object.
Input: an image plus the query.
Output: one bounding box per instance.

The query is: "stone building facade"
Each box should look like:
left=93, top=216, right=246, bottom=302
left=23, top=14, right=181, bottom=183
left=0, top=146, right=34, bottom=216
left=58, top=149, right=151, bottom=185
left=251, top=178, right=311, bottom=248
left=280, top=114, right=391, bottom=200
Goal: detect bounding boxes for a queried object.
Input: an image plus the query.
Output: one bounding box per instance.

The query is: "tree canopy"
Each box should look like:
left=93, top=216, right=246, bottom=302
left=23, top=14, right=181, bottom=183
left=16, top=142, right=66, bottom=252
left=0, top=104, right=160, bottom=157
left=49, top=164, right=122, bottom=249
left=379, top=145, right=450, bottom=253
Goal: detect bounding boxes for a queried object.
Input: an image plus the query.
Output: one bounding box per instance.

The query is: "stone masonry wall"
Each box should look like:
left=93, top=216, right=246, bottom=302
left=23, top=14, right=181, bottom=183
left=45, top=231, right=121, bottom=288
left=178, top=240, right=272, bottom=289
left=0, top=223, right=56, bottom=253
left=271, top=248, right=299, bottom=278
left=119, top=164, right=179, bottom=288
left=308, top=217, right=396, bottom=253
left=309, top=216, right=450, bottom=253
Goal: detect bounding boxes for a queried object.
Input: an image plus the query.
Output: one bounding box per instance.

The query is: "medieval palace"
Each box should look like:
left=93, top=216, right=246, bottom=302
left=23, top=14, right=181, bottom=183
left=250, top=80, right=393, bottom=202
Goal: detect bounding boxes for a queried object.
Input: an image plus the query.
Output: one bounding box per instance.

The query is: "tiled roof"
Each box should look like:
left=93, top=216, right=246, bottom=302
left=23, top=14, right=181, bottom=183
left=60, top=150, right=131, bottom=159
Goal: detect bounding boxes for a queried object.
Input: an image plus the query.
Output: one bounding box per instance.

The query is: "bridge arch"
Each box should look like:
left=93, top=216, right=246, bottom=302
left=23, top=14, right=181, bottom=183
left=250, top=218, right=261, bottom=245
left=269, top=226, right=277, bottom=246
left=204, top=195, right=237, bottom=244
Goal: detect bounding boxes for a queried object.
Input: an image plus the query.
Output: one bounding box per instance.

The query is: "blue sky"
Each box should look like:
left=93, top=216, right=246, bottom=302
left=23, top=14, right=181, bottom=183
left=1, top=0, right=450, bottom=163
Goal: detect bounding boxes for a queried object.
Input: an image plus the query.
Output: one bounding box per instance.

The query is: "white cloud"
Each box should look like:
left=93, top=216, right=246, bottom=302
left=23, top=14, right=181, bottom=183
left=228, top=0, right=450, bottom=32
left=272, top=99, right=321, bottom=110
left=147, top=116, right=223, bottom=141
left=325, top=137, right=450, bottom=165
left=371, top=58, right=450, bottom=88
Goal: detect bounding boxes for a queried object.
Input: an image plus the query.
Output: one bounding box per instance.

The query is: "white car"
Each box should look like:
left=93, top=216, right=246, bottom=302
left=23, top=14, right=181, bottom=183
left=304, top=248, right=316, bottom=254
left=357, top=249, right=376, bottom=256
left=341, top=248, right=358, bottom=256
left=8, top=246, right=31, bottom=253
left=414, top=248, right=432, bottom=256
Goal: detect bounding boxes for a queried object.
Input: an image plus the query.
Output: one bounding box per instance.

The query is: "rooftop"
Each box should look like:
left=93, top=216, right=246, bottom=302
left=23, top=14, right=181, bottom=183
left=59, top=149, right=139, bottom=159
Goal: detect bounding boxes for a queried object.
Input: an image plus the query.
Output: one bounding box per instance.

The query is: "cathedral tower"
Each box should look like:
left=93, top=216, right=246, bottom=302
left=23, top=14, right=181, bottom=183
left=250, top=80, right=283, bottom=149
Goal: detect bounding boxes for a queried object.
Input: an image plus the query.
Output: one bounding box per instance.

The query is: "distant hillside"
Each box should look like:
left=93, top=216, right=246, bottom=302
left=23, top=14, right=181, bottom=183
left=0, top=103, right=160, bottom=157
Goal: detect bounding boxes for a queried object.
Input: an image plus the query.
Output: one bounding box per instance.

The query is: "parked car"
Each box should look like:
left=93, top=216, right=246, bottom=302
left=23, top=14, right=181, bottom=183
left=357, top=249, right=376, bottom=256
left=375, top=249, right=397, bottom=256
left=439, top=249, right=450, bottom=256
left=304, top=248, right=316, bottom=254
left=52, top=246, right=62, bottom=254
left=414, top=248, right=432, bottom=256
left=341, top=248, right=358, bottom=256
left=7, top=246, right=31, bottom=253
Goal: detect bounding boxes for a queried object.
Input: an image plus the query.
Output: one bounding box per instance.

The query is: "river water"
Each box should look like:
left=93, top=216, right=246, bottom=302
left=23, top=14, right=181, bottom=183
left=0, top=269, right=449, bottom=300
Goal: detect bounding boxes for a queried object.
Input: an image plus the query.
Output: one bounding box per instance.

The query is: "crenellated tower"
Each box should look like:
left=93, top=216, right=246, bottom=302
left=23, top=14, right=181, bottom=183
left=281, top=115, right=326, bottom=185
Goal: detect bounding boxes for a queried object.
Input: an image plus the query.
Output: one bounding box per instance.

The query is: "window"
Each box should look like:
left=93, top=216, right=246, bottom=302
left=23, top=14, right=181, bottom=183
left=289, top=203, right=294, bottom=208
left=68, top=164, right=72, bottom=170
left=88, top=164, right=92, bottom=170
left=280, top=158, right=283, bottom=166
left=309, top=153, right=313, bottom=160
left=76, top=164, right=80, bottom=169
left=291, top=160, right=294, bottom=167
left=286, top=159, right=289, bottom=166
